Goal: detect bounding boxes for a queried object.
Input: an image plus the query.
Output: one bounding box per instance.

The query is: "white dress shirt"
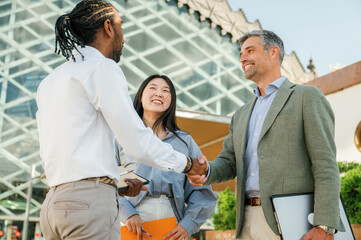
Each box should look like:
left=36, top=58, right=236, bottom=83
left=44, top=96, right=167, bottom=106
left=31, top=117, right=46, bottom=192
left=36, top=46, right=187, bottom=187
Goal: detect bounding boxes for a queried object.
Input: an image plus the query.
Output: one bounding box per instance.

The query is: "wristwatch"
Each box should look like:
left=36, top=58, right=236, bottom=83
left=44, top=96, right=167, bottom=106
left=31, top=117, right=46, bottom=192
left=316, top=225, right=336, bottom=235
left=182, top=156, right=193, bottom=173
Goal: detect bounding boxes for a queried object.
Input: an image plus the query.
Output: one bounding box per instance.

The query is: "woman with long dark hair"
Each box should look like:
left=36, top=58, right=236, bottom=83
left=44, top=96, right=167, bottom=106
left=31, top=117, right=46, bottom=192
left=116, top=74, right=217, bottom=240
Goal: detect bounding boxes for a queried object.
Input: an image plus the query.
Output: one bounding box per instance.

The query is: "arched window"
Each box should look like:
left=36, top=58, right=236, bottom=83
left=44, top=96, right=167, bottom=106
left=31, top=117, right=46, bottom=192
left=355, top=121, right=361, bottom=152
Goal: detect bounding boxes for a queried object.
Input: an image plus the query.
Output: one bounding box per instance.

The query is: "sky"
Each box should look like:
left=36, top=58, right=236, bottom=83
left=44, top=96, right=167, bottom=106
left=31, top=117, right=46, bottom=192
left=226, top=0, right=361, bottom=77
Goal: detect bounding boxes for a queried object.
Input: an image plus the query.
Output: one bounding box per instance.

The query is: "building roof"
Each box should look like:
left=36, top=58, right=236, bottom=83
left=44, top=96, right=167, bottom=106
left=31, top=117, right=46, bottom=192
left=170, top=0, right=315, bottom=83
left=304, top=61, right=361, bottom=95
left=172, top=0, right=262, bottom=42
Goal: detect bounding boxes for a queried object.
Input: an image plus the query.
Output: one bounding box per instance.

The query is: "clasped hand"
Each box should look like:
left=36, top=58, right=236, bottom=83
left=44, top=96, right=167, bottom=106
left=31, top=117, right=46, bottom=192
left=186, top=155, right=209, bottom=187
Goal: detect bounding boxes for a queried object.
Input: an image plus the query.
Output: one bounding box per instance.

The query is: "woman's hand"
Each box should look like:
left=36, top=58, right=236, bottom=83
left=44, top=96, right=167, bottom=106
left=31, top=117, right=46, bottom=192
left=162, top=225, right=188, bottom=240
left=125, top=214, right=145, bottom=240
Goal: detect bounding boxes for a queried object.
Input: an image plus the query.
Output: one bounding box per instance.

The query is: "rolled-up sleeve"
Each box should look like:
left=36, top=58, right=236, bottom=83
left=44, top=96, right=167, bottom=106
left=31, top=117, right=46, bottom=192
left=85, top=60, right=187, bottom=173
left=118, top=196, right=139, bottom=223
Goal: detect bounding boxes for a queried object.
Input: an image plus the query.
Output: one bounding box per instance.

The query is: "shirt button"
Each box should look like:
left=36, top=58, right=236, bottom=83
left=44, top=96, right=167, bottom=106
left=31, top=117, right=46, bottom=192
left=254, top=133, right=258, bottom=136
left=251, top=173, right=255, bottom=176
left=262, top=100, right=265, bottom=103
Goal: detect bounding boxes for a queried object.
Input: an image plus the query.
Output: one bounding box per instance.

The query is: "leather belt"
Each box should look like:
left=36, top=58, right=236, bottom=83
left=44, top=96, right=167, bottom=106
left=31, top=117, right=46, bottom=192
left=245, top=197, right=261, bottom=206
left=84, top=176, right=117, bottom=189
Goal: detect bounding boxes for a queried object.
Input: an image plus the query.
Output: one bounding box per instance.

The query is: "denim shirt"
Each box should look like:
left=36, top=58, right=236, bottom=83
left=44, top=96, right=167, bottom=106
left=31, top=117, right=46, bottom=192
left=115, top=130, right=217, bottom=235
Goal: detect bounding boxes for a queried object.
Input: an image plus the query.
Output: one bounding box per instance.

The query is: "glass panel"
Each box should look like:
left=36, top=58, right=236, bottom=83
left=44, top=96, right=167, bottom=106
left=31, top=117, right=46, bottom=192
left=173, top=41, right=206, bottom=63
left=145, top=48, right=178, bottom=69
left=27, top=21, right=53, bottom=36
left=127, top=32, right=159, bottom=52
left=121, top=65, right=144, bottom=87
left=220, top=97, right=239, bottom=115
left=220, top=73, right=242, bottom=89
left=233, top=87, right=255, bottom=103
left=152, top=25, right=181, bottom=42
left=31, top=4, right=51, bottom=15
left=133, top=9, right=151, bottom=18
left=192, top=36, right=219, bottom=56
left=0, top=15, right=10, bottom=27
left=177, top=92, right=197, bottom=109
left=188, top=82, right=221, bottom=101
left=162, top=12, right=193, bottom=35
left=131, top=59, right=157, bottom=77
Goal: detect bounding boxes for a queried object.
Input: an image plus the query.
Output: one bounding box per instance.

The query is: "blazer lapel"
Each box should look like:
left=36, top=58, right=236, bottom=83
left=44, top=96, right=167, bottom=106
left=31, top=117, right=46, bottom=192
left=259, top=79, right=295, bottom=141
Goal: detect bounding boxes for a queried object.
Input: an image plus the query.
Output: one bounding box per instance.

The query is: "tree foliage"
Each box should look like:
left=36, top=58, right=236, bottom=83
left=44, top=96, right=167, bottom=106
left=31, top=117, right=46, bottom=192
left=338, top=161, right=360, bottom=174
left=341, top=165, right=361, bottom=224
left=212, top=187, right=236, bottom=230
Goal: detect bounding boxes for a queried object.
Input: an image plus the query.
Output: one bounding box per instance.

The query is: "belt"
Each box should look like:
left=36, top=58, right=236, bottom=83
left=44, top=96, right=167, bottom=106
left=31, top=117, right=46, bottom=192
left=84, top=176, right=117, bottom=189
left=245, top=197, right=261, bottom=206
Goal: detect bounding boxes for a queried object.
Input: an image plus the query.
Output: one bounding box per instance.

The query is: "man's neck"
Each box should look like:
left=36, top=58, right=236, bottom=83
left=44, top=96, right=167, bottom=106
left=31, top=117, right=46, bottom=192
left=254, top=73, right=282, bottom=97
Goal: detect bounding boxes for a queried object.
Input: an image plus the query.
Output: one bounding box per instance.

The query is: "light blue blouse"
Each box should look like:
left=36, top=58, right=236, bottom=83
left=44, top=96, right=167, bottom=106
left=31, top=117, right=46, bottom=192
left=116, top=130, right=217, bottom=235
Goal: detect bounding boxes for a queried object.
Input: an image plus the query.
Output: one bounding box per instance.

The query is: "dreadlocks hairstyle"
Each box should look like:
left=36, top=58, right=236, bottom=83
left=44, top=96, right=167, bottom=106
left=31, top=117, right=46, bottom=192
left=54, top=0, right=115, bottom=61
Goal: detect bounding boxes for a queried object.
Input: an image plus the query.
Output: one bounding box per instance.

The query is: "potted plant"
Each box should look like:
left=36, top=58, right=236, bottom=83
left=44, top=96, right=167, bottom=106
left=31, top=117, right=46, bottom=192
left=340, top=163, right=361, bottom=239
left=206, top=187, right=236, bottom=240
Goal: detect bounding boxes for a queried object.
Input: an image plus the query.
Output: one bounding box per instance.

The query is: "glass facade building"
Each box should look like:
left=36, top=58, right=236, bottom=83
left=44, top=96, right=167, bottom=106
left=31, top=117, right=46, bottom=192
left=0, top=0, right=308, bottom=239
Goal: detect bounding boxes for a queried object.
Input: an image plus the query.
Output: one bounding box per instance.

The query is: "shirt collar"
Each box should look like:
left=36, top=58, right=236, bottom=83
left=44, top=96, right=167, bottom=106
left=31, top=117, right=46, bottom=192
left=253, top=76, right=286, bottom=98
left=163, top=128, right=174, bottom=141
left=72, top=45, right=106, bottom=60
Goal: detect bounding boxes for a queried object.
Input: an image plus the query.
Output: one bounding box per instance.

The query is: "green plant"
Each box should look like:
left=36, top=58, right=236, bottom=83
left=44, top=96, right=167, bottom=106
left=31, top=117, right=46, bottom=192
left=338, top=161, right=360, bottom=174
left=341, top=165, right=361, bottom=224
left=212, top=187, right=236, bottom=230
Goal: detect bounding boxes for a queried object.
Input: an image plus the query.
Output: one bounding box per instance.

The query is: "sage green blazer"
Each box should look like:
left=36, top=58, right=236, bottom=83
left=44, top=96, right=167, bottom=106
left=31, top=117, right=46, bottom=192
left=205, top=79, right=344, bottom=237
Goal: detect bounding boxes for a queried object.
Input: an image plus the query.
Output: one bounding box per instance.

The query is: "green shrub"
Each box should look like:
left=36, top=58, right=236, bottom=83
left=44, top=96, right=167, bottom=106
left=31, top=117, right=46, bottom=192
left=212, top=187, right=236, bottom=230
left=338, top=161, right=360, bottom=174
left=341, top=165, right=361, bottom=224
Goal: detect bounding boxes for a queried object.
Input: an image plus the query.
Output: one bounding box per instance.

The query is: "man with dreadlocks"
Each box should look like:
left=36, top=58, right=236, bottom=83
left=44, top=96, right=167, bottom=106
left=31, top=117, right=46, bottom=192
left=36, top=0, right=208, bottom=239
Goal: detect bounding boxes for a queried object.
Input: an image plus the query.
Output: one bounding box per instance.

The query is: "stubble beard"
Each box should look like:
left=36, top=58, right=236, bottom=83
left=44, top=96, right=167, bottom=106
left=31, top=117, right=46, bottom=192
left=245, top=65, right=257, bottom=81
left=111, top=31, right=123, bottom=63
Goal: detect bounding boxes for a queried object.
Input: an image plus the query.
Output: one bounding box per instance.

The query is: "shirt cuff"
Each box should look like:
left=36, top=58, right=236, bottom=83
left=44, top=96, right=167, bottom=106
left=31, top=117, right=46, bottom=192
left=118, top=202, right=139, bottom=223
left=172, top=151, right=188, bottom=173
left=206, top=165, right=211, bottom=178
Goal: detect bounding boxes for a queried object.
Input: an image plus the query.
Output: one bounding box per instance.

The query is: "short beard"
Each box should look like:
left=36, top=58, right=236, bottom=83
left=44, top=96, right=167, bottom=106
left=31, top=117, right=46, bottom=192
left=111, top=31, right=123, bottom=63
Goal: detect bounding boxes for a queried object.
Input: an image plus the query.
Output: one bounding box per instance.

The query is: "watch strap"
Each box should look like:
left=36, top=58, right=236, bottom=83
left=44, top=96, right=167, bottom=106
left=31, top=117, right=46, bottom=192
left=316, top=225, right=336, bottom=235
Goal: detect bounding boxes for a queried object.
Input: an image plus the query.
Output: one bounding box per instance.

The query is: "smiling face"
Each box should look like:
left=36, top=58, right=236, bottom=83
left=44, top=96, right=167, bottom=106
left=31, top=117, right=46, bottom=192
left=141, top=78, right=172, bottom=117
left=240, top=36, right=274, bottom=83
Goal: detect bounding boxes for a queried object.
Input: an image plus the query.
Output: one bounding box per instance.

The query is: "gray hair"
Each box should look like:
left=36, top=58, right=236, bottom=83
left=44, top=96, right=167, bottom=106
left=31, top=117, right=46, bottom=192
left=239, top=30, right=285, bottom=64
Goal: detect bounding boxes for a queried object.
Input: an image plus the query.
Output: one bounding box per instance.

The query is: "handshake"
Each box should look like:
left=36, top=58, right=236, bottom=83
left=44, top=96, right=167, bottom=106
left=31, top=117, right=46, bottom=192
left=120, top=155, right=210, bottom=197
left=183, top=155, right=209, bottom=187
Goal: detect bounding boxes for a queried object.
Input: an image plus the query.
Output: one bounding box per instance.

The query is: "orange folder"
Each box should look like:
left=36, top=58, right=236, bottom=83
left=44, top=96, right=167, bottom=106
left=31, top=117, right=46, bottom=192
left=120, top=217, right=177, bottom=240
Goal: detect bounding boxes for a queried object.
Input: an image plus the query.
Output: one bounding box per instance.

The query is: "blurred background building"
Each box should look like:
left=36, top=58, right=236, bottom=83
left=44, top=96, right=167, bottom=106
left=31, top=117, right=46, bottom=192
left=0, top=0, right=328, bottom=239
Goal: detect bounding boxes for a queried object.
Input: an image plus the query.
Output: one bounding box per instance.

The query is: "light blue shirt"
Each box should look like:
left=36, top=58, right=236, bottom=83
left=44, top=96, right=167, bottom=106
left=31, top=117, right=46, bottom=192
left=245, top=76, right=286, bottom=197
left=116, top=130, right=217, bottom=236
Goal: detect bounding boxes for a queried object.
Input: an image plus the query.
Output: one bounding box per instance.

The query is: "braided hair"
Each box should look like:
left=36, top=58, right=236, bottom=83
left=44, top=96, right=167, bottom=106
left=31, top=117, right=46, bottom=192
left=54, top=0, right=115, bottom=61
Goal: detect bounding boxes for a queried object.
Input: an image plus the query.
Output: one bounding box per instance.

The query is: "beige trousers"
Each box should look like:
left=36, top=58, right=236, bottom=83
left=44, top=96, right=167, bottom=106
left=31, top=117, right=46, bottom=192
left=40, top=179, right=120, bottom=240
left=237, top=206, right=281, bottom=240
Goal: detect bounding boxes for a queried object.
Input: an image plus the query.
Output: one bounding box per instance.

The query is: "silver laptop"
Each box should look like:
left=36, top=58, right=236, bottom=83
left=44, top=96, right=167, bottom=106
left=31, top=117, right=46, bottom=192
left=271, top=193, right=355, bottom=240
